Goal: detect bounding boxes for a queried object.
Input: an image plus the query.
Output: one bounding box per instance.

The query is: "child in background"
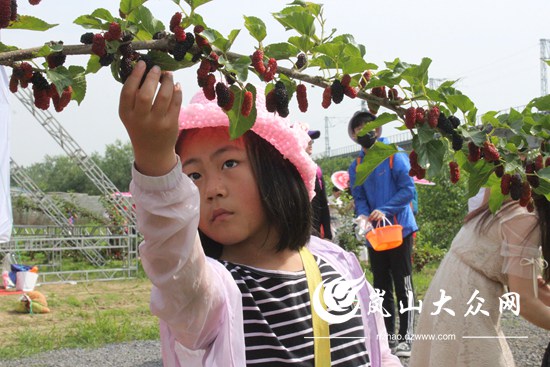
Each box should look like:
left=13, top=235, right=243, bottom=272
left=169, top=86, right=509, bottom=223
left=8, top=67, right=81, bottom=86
left=118, top=61, right=401, bottom=366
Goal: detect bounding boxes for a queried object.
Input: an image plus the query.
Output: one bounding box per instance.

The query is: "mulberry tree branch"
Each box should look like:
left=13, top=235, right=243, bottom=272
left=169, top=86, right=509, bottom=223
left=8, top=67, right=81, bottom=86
left=0, top=39, right=405, bottom=117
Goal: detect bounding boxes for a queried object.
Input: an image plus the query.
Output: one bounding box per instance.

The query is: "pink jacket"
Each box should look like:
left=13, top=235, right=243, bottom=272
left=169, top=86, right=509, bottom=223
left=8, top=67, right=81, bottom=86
left=131, top=160, right=402, bottom=367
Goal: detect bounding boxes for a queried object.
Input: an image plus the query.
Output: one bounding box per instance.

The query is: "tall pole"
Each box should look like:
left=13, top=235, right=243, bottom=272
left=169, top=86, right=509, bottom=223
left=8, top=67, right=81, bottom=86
left=324, top=116, right=330, bottom=157
left=541, top=39, right=550, bottom=96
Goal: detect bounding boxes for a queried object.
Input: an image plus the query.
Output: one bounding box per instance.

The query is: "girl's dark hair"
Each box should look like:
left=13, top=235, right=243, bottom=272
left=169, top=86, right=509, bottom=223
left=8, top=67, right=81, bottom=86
left=176, top=129, right=312, bottom=259
left=465, top=194, right=550, bottom=281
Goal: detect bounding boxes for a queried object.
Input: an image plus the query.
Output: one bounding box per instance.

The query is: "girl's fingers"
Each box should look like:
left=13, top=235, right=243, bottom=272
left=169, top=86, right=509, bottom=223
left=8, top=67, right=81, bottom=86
left=166, top=82, right=183, bottom=125
left=134, top=65, right=162, bottom=116
left=119, top=61, right=146, bottom=118
left=152, top=71, right=175, bottom=115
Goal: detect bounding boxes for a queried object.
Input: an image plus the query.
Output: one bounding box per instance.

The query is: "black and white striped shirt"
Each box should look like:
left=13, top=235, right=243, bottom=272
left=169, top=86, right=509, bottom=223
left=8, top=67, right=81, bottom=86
left=222, top=256, right=370, bottom=366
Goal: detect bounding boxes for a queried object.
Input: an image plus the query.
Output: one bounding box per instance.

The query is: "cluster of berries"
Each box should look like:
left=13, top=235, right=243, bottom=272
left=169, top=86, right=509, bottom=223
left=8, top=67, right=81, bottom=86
left=405, top=106, right=463, bottom=151
left=0, top=0, right=40, bottom=29
left=408, top=150, right=426, bottom=179
left=321, top=74, right=357, bottom=109
left=265, top=81, right=289, bottom=117
left=8, top=62, right=73, bottom=111
left=251, top=49, right=277, bottom=82
left=466, top=141, right=500, bottom=164
left=500, top=173, right=534, bottom=211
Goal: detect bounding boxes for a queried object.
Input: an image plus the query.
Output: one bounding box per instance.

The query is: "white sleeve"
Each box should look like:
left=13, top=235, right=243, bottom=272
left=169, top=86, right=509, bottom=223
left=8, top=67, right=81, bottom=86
left=131, top=157, right=226, bottom=350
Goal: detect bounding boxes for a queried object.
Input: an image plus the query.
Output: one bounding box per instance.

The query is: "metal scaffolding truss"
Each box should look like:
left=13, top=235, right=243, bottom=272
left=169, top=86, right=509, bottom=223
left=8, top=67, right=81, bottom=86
left=2, top=225, right=139, bottom=284
left=14, top=87, right=135, bottom=226
left=10, top=158, right=106, bottom=266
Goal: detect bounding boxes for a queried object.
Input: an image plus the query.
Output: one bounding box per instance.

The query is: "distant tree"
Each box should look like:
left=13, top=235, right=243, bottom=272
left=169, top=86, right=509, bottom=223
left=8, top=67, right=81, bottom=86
left=98, top=140, right=133, bottom=192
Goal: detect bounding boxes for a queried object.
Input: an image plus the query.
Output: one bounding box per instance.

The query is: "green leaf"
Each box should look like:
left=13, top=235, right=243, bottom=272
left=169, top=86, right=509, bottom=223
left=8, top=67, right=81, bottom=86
left=46, top=67, right=72, bottom=96
left=341, top=55, right=369, bottom=75
left=313, top=41, right=346, bottom=59
left=400, top=57, right=431, bottom=86
left=464, top=160, right=494, bottom=198
left=333, top=34, right=365, bottom=57
left=416, top=124, right=436, bottom=145
left=0, top=43, right=18, bottom=52
left=147, top=50, right=194, bottom=71
left=531, top=94, right=550, bottom=111
left=132, top=5, right=165, bottom=38
left=90, top=8, right=115, bottom=23
left=244, top=16, right=266, bottom=42
left=488, top=177, right=505, bottom=213
left=287, top=35, right=315, bottom=52
left=8, top=15, right=57, bottom=31
left=68, top=66, right=87, bottom=105
left=85, top=55, right=102, bottom=74
left=446, top=94, right=475, bottom=113
left=184, top=0, right=212, bottom=9
left=358, top=113, right=397, bottom=135
left=222, top=55, right=250, bottom=81
left=461, top=129, right=486, bottom=146
left=425, top=140, right=446, bottom=176
left=264, top=42, right=300, bottom=60
left=355, top=143, right=399, bottom=186
left=272, top=6, right=315, bottom=37
left=120, top=0, right=147, bottom=15
left=227, top=85, right=256, bottom=139
left=73, top=15, right=104, bottom=30
left=287, top=1, right=322, bottom=16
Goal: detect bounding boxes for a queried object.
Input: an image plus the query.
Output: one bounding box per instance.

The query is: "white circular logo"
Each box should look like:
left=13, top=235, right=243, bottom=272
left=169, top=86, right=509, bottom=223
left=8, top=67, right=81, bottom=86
left=312, top=274, right=366, bottom=324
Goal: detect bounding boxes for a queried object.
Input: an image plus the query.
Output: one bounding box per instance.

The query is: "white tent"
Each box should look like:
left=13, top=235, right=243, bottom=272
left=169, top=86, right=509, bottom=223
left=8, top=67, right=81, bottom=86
left=0, top=63, right=12, bottom=243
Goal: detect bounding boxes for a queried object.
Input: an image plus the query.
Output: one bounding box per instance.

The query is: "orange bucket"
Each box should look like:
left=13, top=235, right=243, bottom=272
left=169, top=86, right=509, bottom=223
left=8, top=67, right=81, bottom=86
left=366, top=217, right=403, bottom=251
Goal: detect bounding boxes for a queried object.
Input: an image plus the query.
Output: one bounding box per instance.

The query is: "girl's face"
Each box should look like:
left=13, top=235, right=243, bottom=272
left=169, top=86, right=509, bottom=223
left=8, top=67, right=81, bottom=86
left=178, top=127, right=271, bottom=250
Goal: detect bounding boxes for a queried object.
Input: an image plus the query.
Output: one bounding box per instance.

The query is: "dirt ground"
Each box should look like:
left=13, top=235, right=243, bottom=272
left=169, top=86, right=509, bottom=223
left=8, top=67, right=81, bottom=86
left=0, top=278, right=155, bottom=350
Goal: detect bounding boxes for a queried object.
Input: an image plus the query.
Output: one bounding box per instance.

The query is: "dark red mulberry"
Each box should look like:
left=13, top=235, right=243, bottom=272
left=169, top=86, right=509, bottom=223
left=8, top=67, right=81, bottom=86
left=197, top=59, right=211, bottom=79
left=546, top=157, right=550, bottom=167
left=344, top=86, right=358, bottom=99
left=263, top=58, right=277, bottom=82
left=331, top=79, right=344, bottom=104
left=208, top=52, right=220, bottom=72
left=99, top=53, right=115, bottom=66
left=105, top=22, right=122, bottom=41
left=519, top=181, right=532, bottom=207
left=296, top=84, right=308, bottom=113
left=119, top=57, right=133, bottom=83
left=341, top=74, right=352, bottom=87
left=170, top=12, right=182, bottom=32
left=415, top=107, right=425, bottom=125
left=526, top=162, right=540, bottom=188
left=437, top=113, right=454, bottom=135
left=266, top=89, right=277, bottom=113
left=467, top=142, right=481, bottom=163
left=202, top=74, right=216, bottom=101
left=0, top=0, right=12, bottom=28
left=449, top=115, right=461, bottom=129
left=51, top=85, right=72, bottom=112
left=296, top=53, right=307, bottom=69
left=449, top=161, right=460, bottom=184
left=119, top=42, right=134, bottom=59
left=500, top=174, right=512, bottom=195
left=535, top=154, right=544, bottom=171
left=225, top=72, right=236, bottom=85
left=92, top=33, right=106, bottom=57
left=172, top=33, right=194, bottom=61
left=388, top=88, right=399, bottom=101
left=358, top=71, right=372, bottom=89
left=451, top=132, right=464, bottom=152
left=33, top=88, right=50, bottom=110
left=494, top=163, right=504, bottom=178
left=215, top=82, right=231, bottom=108
left=509, top=174, right=523, bottom=200
left=274, top=81, right=289, bottom=117
left=174, top=26, right=186, bottom=42
left=482, top=141, right=500, bottom=162
left=9, top=74, right=18, bottom=93
left=371, top=86, right=387, bottom=99
left=241, top=91, right=253, bottom=117
left=46, top=52, right=66, bottom=69
left=251, top=49, right=266, bottom=75
left=29, top=0, right=41, bottom=4
left=194, top=25, right=205, bottom=34
left=10, top=0, right=16, bottom=21
left=405, top=107, right=416, bottom=129
left=428, top=106, right=440, bottom=128
left=321, top=86, right=332, bottom=109
left=31, top=72, right=49, bottom=90
left=80, top=32, right=94, bottom=45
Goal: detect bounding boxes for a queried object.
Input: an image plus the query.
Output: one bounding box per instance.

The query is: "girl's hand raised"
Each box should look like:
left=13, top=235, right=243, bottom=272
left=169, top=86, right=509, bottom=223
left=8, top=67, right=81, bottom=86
left=119, top=60, right=182, bottom=176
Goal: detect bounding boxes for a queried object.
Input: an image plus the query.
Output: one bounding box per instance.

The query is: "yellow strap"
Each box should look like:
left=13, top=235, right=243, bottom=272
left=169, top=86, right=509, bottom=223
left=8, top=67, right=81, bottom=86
left=299, top=247, right=331, bottom=366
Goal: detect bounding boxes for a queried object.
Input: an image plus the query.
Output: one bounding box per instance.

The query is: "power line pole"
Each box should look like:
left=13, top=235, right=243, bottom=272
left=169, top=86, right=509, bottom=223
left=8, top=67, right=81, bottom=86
left=540, top=39, right=550, bottom=96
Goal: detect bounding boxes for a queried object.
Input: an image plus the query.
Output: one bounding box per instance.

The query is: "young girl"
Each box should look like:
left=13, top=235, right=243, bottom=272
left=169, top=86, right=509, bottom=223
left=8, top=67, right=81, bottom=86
left=410, top=189, right=550, bottom=366
left=118, top=61, right=402, bottom=366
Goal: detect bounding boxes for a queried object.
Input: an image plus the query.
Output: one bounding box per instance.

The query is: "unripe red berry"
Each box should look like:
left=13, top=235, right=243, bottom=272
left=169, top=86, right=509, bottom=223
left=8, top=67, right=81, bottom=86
left=467, top=142, right=481, bottom=163
left=241, top=91, right=253, bottom=117
left=169, top=12, right=182, bottom=32
left=405, top=107, right=416, bottom=129
left=482, top=141, right=500, bottom=162
left=321, top=86, right=332, bottom=109
left=449, top=161, right=460, bottom=184
left=296, top=84, right=308, bottom=113
left=428, top=106, right=440, bottom=128
left=500, top=174, right=512, bottom=195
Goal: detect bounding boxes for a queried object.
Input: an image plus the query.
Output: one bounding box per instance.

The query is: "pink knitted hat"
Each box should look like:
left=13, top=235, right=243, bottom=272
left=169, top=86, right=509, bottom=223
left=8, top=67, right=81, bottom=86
left=178, top=87, right=317, bottom=199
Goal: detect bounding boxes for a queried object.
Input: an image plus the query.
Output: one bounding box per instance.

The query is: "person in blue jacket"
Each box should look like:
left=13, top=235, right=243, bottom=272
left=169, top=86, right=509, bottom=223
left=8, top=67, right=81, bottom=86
left=347, top=110, right=418, bottom=358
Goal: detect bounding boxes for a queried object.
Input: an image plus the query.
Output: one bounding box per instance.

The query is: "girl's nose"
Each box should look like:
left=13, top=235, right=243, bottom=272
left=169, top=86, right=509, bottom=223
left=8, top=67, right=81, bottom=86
left=205, top=176, right=228, bottom=200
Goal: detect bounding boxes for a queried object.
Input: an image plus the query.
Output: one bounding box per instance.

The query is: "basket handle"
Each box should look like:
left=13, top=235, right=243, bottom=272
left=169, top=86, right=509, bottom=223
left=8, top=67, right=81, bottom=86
left=374, top=216, right=392, bottom=228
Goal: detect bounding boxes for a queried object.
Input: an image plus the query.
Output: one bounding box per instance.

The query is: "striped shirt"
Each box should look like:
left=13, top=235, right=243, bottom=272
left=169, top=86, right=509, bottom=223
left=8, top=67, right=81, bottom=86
left=221, top=256, right=370, bottom=366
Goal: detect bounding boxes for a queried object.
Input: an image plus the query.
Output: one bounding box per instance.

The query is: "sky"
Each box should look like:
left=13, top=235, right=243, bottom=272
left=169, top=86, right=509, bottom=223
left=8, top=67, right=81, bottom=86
left=3, top=0, right=550, bottom=166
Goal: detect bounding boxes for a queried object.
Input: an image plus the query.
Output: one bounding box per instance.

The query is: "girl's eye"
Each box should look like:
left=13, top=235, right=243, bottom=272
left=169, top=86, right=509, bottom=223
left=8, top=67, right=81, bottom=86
left=223, top=160, right=238, bottom=169
left=188, top=172, right=201, bottom=181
